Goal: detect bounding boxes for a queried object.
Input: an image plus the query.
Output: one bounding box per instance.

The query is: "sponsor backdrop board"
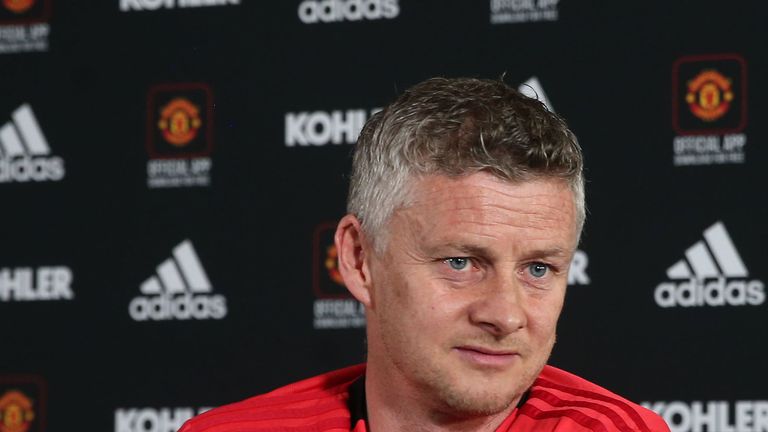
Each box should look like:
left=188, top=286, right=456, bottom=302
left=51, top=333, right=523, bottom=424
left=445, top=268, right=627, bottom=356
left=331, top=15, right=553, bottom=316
left=1, top=1, right=767, bottom=431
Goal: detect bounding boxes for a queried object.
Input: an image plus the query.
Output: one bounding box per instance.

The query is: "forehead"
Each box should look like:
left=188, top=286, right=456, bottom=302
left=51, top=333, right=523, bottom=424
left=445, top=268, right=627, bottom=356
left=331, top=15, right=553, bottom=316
left=393, top=173, right=578, bottom=251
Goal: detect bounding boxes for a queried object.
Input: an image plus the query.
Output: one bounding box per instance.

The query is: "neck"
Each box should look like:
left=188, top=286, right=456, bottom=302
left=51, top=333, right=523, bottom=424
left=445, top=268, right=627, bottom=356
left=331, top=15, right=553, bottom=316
left=364, top=364, right=517, bottom=432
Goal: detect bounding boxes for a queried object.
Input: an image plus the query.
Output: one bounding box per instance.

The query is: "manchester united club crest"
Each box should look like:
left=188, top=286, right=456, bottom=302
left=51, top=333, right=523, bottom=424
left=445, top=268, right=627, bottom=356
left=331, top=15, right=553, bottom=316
left=324, top=244, right=345, bottom=287
left=313, top=222, right=350, bottom=299
left=158, top=97, right=202, bottom=147
left=673, top=53, right=746, bottom=135
left=685, top=69, right=733, bottom=122
left=312, top=222, right=366, bottom=330
left=0, top=377, right=45, bottom=432
left=0, top=390, right=34, bottom=432
left=147, top=83, right=212, bottom=158
left=2, top=0, right=34, bottom=14
left=146, top=83, right=214, bottom=188
left=672, top=54, right=747, bottom=166
left=0, top=0, right=49, bottom=53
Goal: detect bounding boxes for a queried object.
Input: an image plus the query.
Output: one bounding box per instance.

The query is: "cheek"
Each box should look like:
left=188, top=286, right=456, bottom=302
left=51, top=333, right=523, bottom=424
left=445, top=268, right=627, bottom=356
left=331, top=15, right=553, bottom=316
left=377, top=261, right=433, bottom=306
left=371, top=255, right=471, bottom=330
left=373, top=270, right=425, bottom=333
left=526, top=293, right=565, bottom=337
left=380, top=275, right=462, bottom=338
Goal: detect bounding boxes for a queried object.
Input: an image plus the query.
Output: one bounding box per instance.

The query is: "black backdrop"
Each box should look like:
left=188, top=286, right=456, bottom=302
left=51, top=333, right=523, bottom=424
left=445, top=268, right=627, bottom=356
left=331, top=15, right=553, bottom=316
left=1, top=1, right=767, bottom=431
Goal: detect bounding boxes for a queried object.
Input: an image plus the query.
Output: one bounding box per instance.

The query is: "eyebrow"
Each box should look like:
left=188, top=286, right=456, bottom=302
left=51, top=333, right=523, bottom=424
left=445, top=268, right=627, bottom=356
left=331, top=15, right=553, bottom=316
left=518, top=247, right=571, bottom=262
left=435, top=243, right=494, bottom=257
left=433, top=243, right=571, bottom=261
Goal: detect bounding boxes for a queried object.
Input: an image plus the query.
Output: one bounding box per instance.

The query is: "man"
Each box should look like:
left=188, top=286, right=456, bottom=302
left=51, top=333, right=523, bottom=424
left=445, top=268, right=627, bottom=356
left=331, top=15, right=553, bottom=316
left=180, top=77, right=669, bottom=431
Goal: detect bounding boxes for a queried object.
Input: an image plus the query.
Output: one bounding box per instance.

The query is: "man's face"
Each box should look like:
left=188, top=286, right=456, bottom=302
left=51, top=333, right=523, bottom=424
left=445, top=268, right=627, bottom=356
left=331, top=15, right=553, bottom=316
left=364, top=172, right=578, bottom=417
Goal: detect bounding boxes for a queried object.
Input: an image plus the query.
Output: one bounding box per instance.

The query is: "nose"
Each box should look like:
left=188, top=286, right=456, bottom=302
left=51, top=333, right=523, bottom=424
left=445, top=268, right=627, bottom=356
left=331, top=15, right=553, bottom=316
left=467, top=276, right=527, bottom=337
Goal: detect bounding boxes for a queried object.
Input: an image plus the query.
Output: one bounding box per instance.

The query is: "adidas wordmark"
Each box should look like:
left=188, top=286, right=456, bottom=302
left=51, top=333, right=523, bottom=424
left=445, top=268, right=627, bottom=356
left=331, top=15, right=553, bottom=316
left=129, top=240, right=227, bottom=321
left=655, top=221, right=765, bottom=307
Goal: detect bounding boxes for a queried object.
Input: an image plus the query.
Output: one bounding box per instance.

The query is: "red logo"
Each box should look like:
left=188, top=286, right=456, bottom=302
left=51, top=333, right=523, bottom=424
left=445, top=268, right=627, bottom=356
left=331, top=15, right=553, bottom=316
left=673, top=54, right=747, bottom=135
left=0, top=376, right=44, bottom=432
left=686, top=69, right=733, bottom=122
left=2, top=0, right=34, bottom=14
left=146, top=83, right=213, bottom=159
left=0, top=390, right=34, bottom=432
left=313, top=222, right=351, bottom=299
left=158, top=97, right=202, bottom=147
left=0, top=0, right=48, bottom=23
left=324, top=243, right=345, bottom=286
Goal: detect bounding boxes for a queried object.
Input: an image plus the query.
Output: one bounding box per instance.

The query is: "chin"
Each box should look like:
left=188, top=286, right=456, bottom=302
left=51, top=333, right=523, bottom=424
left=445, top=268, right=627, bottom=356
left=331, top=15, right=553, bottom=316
left=424, top=370, right=522, bottom=418
left=435, top=384, right=518, bottom=417
left=435, top=362, right=546, bottom=418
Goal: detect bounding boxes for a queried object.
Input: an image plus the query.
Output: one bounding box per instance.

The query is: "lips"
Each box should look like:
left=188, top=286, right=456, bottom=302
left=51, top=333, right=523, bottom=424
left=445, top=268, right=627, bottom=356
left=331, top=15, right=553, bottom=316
left=454, top=345, right=521, bottom=368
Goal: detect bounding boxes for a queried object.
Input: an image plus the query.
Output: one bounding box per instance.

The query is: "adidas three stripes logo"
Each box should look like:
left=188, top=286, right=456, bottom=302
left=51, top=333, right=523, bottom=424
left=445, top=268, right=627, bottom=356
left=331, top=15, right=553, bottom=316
left=666, top=221, right=748, bottom=280
left=140, top=240, right=212, bottom=295
left=655, top=221, right=764, bottom=307
left=0, top=104, right=65, bottom=183
left=129, top=240, right=227, bottom=321
left=0, top=104, right=50, bottom=158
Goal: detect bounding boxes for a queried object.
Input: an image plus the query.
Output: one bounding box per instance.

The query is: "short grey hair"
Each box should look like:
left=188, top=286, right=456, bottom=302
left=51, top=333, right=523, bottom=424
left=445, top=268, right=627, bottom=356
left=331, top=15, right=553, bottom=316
left=348, top=77, right=585, bottom=252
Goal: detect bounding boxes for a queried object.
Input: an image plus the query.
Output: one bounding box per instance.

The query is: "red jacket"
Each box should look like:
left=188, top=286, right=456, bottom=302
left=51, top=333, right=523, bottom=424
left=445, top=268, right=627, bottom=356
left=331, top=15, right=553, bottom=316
left=179, top=364, right=669, bottom=431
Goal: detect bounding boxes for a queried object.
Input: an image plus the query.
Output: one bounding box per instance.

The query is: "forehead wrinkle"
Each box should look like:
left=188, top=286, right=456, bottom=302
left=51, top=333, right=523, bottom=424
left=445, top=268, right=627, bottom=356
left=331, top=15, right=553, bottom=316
left=391, top=173, right=578, bottom=252
left=441, top=202, right=573, bottom=233
left=402, top=200, right=574, bottom=247
left=409, top=181, right=575, bottom=218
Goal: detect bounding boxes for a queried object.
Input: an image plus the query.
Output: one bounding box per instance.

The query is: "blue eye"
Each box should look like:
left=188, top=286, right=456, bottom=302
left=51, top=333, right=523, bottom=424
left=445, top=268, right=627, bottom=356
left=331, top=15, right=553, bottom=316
left=446, top=258, right=470, bottom=270
left=528, top=263, right=548, bottom=278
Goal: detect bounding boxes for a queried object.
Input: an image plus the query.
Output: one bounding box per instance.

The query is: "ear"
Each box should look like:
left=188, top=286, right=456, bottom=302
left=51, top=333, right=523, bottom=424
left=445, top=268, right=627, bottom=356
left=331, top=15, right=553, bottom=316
left=334, top=214, right=373, bottom=307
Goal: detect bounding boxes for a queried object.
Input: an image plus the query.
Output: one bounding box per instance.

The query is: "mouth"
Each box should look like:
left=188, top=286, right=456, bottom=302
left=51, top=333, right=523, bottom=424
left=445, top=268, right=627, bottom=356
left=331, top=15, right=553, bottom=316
left=453, top=345, right=521, bottom=368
